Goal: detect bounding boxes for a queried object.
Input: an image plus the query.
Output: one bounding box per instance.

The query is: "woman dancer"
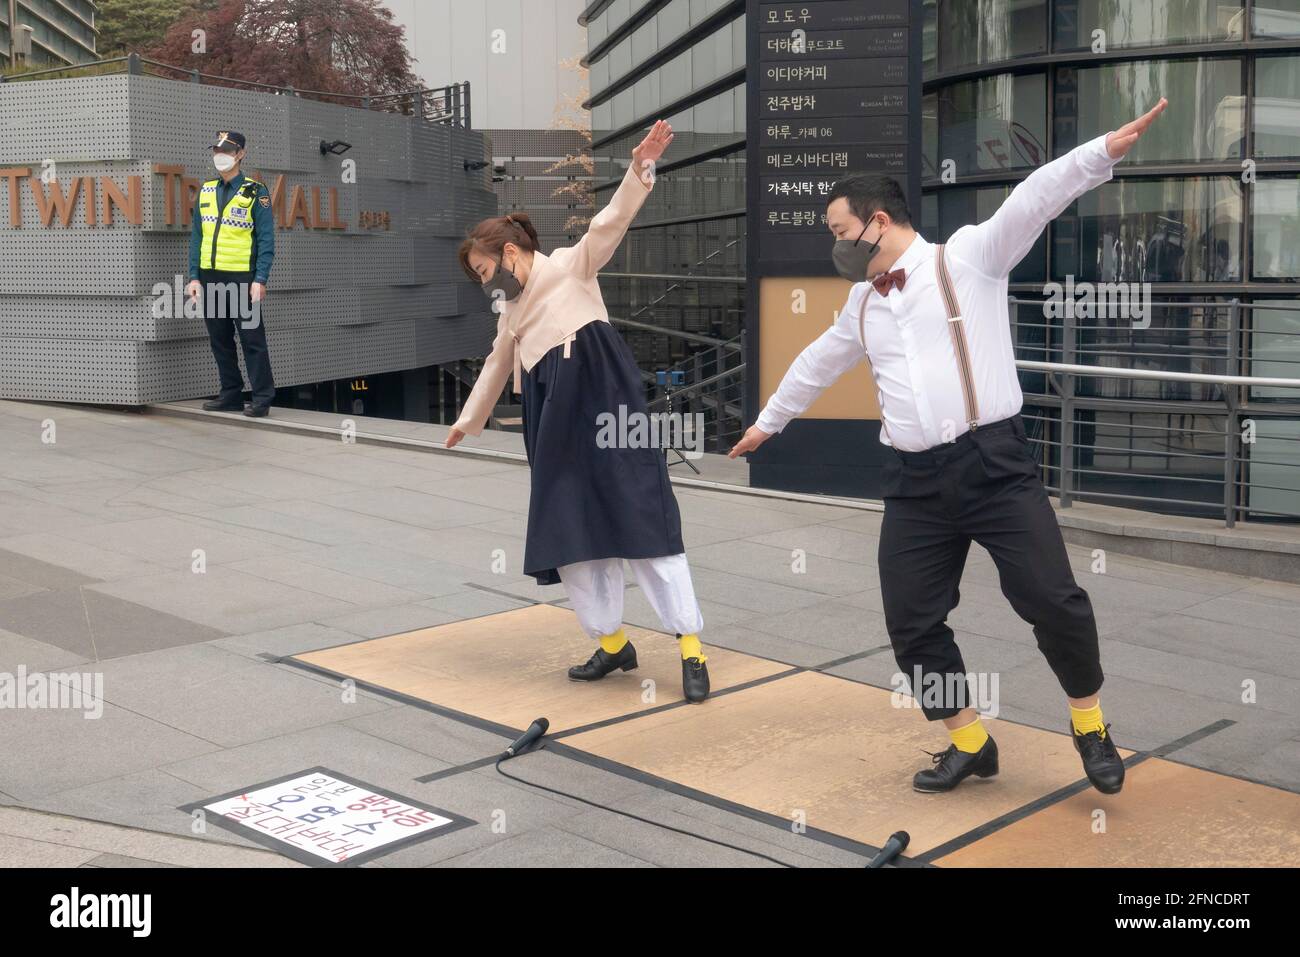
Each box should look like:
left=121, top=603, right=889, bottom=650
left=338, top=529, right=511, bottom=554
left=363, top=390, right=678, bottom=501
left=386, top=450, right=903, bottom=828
left=447, top=120, right=709, bottom=703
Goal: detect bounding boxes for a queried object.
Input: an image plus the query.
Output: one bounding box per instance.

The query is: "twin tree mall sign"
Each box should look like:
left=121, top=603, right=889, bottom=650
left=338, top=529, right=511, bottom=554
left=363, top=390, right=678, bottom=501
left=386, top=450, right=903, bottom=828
left=744, top=0, right=923, bottom=497
left=0, top=165, right=379, bottom=230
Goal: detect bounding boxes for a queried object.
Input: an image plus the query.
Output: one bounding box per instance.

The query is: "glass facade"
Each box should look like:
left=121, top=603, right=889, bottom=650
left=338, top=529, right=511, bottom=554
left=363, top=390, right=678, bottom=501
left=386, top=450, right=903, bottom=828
left=583, top=0, right=1299, bottom=517
left=921, top=0, right=1300, bottom=520
left=1, top=0, right=98, bottom=69
left=586, top=0, right=747, bottom=437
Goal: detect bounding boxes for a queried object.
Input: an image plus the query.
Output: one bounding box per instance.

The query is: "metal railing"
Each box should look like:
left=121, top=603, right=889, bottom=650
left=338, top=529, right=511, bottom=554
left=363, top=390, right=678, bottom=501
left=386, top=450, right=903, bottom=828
left=612, top=294, right=1300, bottom=524
left=1, top=52, right=472, bottom=126
left=602, top=234, right=747, bottom=452
left=649, top=337, right=746, bottom=454
left=1009, top=297, right=1300, bottom=527
left=608, top=316, right=746, bottom=453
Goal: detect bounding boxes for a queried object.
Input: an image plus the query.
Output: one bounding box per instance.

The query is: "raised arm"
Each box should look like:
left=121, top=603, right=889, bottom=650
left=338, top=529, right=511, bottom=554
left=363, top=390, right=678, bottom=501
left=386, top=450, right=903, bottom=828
left=949, top=98, right=1167, bottom=278
left=730, top=286, right=869, bottom=456
left=559, top=120, right=672, bottom=280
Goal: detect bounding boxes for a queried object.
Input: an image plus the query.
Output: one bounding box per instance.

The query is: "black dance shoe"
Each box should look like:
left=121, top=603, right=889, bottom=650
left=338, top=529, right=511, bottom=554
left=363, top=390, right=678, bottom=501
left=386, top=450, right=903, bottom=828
left=682, top=657, right=710, bottom=703
left=243, top=405, right=270, bottom=418
left=568, top=641, right=638, bottom=681
left=912, top=736, right=999, bottom=793
left=1072, top=723, right=1125, bottom=794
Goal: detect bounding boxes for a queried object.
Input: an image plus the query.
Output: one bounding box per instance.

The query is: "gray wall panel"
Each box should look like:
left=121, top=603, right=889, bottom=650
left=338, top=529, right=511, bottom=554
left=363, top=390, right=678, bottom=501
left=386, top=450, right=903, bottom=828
left=0, top=73, right=499, bottom=404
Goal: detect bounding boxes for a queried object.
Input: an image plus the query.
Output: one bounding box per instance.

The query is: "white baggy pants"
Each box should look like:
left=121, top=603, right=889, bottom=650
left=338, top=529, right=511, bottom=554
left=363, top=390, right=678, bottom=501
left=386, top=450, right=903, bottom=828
left=557, top=553, right=704, bottom=639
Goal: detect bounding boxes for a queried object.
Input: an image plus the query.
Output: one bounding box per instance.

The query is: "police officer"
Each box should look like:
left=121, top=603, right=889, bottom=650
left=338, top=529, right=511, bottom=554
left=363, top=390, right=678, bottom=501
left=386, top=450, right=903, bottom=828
left=185, top=131, right=276, bottom=417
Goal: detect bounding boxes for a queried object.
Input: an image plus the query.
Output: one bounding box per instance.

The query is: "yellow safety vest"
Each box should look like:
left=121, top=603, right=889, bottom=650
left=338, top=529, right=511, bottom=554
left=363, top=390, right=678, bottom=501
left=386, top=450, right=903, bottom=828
left=198, top=177, right=262, bottom=272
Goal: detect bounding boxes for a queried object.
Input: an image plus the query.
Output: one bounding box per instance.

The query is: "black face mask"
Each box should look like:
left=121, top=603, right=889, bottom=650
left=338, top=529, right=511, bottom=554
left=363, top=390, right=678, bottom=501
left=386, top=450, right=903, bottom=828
left=831, top=218, right=886, bottom=283
left=482, top=252, right=523, bottom=306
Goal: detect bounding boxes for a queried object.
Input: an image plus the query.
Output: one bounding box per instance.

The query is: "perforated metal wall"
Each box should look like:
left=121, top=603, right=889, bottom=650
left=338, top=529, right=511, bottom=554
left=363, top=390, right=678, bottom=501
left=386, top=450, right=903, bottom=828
left=0, top=73, right=499, bottom=404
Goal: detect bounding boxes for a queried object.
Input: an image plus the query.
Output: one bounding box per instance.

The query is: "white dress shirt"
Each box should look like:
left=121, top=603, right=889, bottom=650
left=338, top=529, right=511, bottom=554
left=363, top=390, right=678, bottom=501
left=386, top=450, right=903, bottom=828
left=755, top=133, right=1121, bottom=452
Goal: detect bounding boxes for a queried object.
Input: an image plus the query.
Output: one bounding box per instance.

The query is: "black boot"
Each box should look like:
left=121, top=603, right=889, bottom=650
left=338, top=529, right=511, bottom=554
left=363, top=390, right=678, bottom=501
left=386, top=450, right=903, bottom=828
left=912, top=736, right=999, bottom=793
left=682, top=657, right=710, bottom=703
left=568, top=641, right=638, bottom=681
left=1072, top=723, right=1125, bottom=794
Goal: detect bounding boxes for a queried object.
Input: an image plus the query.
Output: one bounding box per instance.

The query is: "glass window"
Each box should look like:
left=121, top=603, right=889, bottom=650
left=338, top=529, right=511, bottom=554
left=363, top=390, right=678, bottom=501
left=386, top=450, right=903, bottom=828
left=1054, top=59, right=1242, bottom=162
left=633, top=71, right=660, bottom=122
left=1054, top=0, right=1245, bottom=51
left=591, top=101, right=612, bottom=139
left=936, top=185, right=1047, bottom=282
left=588, top=9, right=608, bottom=47
left=1053, top=178, right=1244, bottom=283
left=937, top=72, right=1047, bottom=176
left=1071, top=300, right=1232, bottom=402
left=1244, top=418, right=1300, bottom=520
left=1252, top=178, right=1300, bottom=280
left=590, top=56, right=610, bottom=98
left=937, top=0, right=1047, bottom=72
left=1071, top=409, right=1228, bottom=516
left=1255, top=56, right=1300, bottom=158
left=922, top=91, right=938, bottom=179
left=609, top=36, right=632, bottom=84
left=632, top=17, right=658, bottom=67
left=659, top=49, right=693, bottom=106
left=608, top=0, right=632, bottom=32
left=1248, top=302, right=1300, bottom=400
left=1254, top=0, right=1300, bottom=37
left=922, top=192, right=939, bottom=236
left=922, top=0, right=938, bottom=78
left=657, top=0, right=690, bottom=46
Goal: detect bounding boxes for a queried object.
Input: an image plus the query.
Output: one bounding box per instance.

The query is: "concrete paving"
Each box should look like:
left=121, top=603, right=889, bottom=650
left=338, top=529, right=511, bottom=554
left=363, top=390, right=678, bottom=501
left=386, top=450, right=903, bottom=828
left=1, top=398, right=1297, bottom=867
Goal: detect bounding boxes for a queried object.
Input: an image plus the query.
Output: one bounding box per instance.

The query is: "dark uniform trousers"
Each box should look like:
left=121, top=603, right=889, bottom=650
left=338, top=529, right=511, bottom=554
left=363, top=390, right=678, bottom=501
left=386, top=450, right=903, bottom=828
left=878, top=413, right=1103, bottom=720
left=199, top=268, right=275, bottom=408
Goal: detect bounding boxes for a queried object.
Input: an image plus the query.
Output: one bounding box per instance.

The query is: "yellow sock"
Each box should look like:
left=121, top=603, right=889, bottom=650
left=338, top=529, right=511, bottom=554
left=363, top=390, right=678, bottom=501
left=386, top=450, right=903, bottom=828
left=949, top=716, right=989, bottom=754
left=599, top=628, right=627, bottom=655
left=1070, top=701, right=1105, bottom=737
left=678, top=633, right=706, bottom=662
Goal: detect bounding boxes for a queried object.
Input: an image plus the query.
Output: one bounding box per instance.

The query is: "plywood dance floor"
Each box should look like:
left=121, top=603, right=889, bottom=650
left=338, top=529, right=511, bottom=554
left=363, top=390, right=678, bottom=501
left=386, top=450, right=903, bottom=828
left=294, top=605, right=1300, bottom=866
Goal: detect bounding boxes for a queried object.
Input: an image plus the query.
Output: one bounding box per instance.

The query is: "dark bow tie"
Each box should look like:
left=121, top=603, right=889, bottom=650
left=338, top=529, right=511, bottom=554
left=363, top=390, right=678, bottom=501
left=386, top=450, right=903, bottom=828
left=871, top=268, right=906, bottom=296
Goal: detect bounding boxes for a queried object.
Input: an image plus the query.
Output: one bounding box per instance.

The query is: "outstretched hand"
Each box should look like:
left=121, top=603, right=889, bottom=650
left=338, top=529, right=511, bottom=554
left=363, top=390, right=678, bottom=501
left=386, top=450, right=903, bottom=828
left=728, top=424, right=771, bottom=459
left=632, top=119, right=673, bottom=180
left=1106, top=97, right=1167, bottom=159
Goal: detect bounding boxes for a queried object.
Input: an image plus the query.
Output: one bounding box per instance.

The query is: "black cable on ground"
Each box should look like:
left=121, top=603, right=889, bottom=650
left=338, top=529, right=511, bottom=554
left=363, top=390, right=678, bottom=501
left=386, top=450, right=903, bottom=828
left=494, top=749, right=796, bottom=868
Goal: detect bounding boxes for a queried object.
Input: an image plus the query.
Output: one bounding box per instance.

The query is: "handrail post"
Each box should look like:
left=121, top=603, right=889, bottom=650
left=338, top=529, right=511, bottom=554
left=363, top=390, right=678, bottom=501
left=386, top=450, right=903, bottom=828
left=1224, top=298, right=1241, bottom=527
left=1059, top=295, right=1075, bottom=508
left=127, top=52, right=141, bottom=76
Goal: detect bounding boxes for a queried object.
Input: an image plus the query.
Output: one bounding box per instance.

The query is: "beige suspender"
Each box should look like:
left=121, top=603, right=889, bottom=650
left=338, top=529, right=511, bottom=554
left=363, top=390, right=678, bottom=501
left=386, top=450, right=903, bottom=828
left=856, top=246, right=981, bottom=445
left=934, top=244, right=981, bottom=431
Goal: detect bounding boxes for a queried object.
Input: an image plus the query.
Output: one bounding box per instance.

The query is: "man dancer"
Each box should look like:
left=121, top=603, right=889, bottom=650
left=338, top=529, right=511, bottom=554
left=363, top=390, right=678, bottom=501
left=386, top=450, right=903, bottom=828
left=731, top=99, right=1168, bottom=795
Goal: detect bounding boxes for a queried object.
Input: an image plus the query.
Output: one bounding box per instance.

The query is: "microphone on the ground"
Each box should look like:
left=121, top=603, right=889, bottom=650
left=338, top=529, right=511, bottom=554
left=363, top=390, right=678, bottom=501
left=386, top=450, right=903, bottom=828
left=504, top=717, right=549, bottom=758
left=865, top=830, right=910, bottom=868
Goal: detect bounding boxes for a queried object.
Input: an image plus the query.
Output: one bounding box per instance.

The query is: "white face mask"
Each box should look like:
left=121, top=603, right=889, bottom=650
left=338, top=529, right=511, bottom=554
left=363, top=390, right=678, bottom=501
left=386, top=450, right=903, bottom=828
left=212, top=152, right=238, bottom=172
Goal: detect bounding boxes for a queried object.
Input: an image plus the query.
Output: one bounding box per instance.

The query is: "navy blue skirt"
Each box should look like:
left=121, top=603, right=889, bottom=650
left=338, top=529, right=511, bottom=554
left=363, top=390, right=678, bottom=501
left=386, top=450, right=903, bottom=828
left=520, top=320, right=685, bottom=585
